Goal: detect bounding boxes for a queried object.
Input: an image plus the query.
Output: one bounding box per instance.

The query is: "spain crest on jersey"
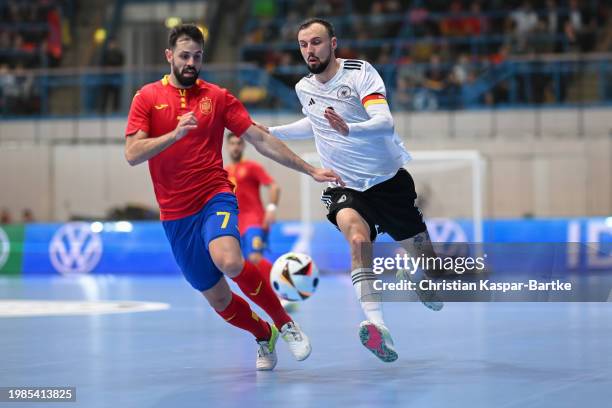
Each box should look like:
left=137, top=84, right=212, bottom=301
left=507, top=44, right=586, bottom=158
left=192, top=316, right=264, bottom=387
left=199, top=97, right=212, bottom=115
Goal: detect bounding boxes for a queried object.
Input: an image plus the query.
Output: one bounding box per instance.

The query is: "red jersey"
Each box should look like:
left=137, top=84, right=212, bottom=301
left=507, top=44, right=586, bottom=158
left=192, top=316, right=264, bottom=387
left=225, top=160, right=274, bottom=234
left=125, top=75, right=252, bottom=220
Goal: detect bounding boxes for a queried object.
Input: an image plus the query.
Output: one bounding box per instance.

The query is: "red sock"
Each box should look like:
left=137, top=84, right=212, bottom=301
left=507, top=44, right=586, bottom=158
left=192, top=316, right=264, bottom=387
left=232, top=260, right=292, bottom=329
left=216, top=292, right=271, bottom=341
left=256, top=258, right=273, bottom=286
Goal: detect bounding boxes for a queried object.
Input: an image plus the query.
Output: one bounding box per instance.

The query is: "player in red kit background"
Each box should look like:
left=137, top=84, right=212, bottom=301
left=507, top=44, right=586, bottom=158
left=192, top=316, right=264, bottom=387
left=225, top=133, right=297, bottom=311
left=225, top=133, right=278, bottom=279
left=124, top=24, right=343, bottom=371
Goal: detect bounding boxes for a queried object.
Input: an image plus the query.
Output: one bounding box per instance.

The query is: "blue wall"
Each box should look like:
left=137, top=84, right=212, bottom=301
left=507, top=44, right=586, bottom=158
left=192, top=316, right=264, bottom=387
left=7, top=217, right=610, bottom=277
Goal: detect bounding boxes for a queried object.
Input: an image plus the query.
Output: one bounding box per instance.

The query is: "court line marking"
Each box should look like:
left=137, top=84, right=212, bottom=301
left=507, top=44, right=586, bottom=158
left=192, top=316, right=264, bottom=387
left=0, top=300, right=170, bottom=318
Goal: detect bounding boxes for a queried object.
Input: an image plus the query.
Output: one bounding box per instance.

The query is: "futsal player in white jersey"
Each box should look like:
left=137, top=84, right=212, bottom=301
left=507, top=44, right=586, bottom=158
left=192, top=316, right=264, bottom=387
left=257, top=18, right=442, bottom=363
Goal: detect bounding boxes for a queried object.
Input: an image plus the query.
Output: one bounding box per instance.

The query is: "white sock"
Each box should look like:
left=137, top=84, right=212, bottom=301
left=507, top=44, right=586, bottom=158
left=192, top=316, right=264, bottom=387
left=351, top=268, right=385, bottom=326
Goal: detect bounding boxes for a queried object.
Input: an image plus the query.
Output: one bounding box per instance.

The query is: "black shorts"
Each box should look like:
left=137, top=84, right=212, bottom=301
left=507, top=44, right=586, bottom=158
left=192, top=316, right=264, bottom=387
left=321, top=168, right=427, bottom=241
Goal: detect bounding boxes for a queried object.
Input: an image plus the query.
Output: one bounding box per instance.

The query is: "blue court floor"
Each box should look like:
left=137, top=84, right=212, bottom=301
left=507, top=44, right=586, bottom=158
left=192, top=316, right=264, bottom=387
left=1, top=275, right=611, bottom=408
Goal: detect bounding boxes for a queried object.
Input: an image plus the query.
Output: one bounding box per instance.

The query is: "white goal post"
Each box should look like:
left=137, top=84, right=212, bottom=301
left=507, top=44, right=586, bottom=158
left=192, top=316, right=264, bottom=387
left=299, top=150, right=486, bottom=243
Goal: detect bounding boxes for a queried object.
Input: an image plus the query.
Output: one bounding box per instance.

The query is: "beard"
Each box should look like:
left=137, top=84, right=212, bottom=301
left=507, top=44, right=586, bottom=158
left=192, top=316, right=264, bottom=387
left=306, top=53, right=331, bottom=74
left=173, top=63, right=199, bottom=87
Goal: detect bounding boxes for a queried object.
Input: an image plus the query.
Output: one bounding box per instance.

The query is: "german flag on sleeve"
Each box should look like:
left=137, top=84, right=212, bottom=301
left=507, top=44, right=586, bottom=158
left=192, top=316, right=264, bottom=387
left=361, top=93, right=387, bottom=108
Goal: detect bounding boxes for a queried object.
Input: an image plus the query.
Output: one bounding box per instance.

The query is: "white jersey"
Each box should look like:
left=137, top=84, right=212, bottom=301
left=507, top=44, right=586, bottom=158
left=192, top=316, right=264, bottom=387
left=295, top=58, right=411, bottom=191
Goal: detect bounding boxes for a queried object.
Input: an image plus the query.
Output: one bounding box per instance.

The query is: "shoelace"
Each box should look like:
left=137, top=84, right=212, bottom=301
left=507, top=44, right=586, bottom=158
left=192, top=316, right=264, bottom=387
left=282, top=323, right=303, bottom=342
left=257, top=341, right=271, bottom=357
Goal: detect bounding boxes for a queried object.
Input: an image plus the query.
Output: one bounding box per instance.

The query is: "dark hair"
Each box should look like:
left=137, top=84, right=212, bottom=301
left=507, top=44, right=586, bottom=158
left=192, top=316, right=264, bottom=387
left=297, top=18, right=336, bottom=39
left=168, top=24, right=205, bottom=49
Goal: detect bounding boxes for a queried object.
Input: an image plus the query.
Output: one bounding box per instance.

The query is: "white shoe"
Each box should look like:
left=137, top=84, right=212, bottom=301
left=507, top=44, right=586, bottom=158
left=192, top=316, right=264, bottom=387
left=397, top=268, right=444, bottom=311
left=359, top=321, right=398, bottom=363
left=280, top=321, right=311, bottom=361
left=256, top=324, right=279, bottom=371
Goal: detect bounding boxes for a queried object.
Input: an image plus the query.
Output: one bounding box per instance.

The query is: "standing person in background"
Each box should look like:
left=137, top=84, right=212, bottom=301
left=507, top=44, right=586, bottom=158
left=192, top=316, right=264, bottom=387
left=225, top=132, right=279, bottom=279
left=100, top=38, right=125, bottom=113
left=21, top=208, right=34, bottom=223
left=225, top=133, right=296, bottom=311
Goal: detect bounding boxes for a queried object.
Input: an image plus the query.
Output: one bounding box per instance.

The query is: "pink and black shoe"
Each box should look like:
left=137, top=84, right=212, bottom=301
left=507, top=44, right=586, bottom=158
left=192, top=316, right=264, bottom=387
left=358, top=321, right=398, bottom=363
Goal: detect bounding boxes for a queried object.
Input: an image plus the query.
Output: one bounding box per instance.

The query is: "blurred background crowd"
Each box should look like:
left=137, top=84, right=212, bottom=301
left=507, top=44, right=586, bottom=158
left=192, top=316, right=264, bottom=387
left=0, top=0, right=609, bottom=116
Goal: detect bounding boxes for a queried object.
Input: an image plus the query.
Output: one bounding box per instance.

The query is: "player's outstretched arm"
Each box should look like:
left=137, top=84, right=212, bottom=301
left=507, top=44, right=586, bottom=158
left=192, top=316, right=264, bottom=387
left=267, top=117, right=314, bottom=140
left=242, top=124, right=344, bottom=185
left=324, top=102, right=394, bottom=137
left=124, top=112, right=198, bottom=166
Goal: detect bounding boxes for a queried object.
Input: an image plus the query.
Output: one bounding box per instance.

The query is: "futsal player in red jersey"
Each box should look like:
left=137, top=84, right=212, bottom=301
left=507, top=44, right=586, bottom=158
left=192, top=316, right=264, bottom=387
left=225, top=133, right=297, bottom=311
left=124, top=24, right=343, bottom=370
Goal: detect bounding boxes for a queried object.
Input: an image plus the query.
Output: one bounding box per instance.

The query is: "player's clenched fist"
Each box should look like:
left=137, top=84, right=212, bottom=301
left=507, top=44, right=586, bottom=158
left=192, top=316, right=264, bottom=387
left=174, top=112, right=198, bottom=140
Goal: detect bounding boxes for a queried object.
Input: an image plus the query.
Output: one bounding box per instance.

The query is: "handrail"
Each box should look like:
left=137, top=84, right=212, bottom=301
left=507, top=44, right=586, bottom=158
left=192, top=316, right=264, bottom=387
left=1, top=58, right=611, bottom=117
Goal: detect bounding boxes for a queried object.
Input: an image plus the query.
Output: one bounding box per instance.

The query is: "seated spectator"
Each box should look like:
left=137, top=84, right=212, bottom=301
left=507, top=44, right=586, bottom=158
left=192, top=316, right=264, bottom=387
left=367, top=1, right=387, bottom=39
left=464, top=1, right=488, bottom=37
left=424, top=53, right=448, bottom=91
left=392, top=76, right=413, bottom=110
left=440, top=0, right=468, bottom=37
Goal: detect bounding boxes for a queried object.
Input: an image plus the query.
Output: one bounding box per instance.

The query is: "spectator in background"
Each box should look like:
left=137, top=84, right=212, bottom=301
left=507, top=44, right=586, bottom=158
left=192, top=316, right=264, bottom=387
left=368, top=1, right=387, bottom=39
left=45, top=2, right=63, bottom=67
left=544, top=0, right=560, bottom=35
left=0, top=64, right=18, bottom=114
left=376, top=44, right=392, bottom=64
left=465, top=1, right=489, bottom=55
left=564, top=0, right=597, bottom=52
left=100, top=38, right=125, bottom=113
left=410, top=31, right=436, bottom=62
left=510, top=1, right=539, bottom=53
left=424, top=53, right=447, bottom=90
left=22, top=208, right=34, bottom=223
left=384, top=0, right=402, bottom=37
left=0, top=208, right=12, bottom=224
left=542, top=0, right=562, bottom=52
left=6, top=1, right=22, bottom=23
left=465, top=1, right=488, bottom=36
left=13, top=34, right=39, bottom=68
left=0, top=64, right=38, bottom=114
left=531, top=19, right=555, bottom=54
left=406, top=4, right=431, bottom=38
left=450, top=53, right=472, bottom=87
left=392, top=76, right=413, bottom=110
left=440, top=0, right=468, bottom=38
left=280, top=11, right=300, bottom=42
left=311, top=0, right=332, bottom=17
left=424, top=53, right=449, bottom=108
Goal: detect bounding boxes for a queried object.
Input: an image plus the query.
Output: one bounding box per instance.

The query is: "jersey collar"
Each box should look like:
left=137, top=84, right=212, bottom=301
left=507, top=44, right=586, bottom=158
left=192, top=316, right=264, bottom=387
left=312, top=58, right=343, bottom=89
left=160, top=75, right=204, bottom=90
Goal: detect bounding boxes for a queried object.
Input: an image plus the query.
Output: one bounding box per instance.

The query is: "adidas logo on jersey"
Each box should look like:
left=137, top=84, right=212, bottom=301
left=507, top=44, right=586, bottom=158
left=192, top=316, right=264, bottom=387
left=308, top=98, right=316, bottom=106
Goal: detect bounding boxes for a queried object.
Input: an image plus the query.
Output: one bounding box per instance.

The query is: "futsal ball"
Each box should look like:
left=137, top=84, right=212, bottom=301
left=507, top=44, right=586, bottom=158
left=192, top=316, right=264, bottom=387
left=270, top=252, right=319, bottom=301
